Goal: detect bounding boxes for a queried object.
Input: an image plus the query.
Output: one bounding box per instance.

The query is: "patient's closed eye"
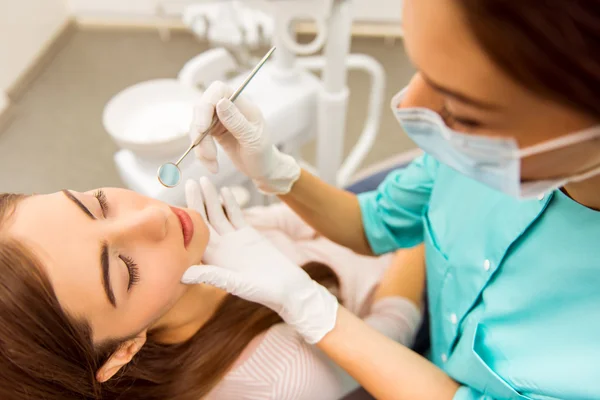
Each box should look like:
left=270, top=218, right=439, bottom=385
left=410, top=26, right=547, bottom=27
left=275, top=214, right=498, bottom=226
left=120, top=255, right=140, bottom=291
left=94, top=190, right=109, bottom=217
left=94, top=190, right=140, bottom=291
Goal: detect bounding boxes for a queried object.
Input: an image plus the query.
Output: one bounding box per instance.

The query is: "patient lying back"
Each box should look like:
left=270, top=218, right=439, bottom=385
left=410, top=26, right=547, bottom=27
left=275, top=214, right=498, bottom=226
left=0, top=190, right=423, bottom=400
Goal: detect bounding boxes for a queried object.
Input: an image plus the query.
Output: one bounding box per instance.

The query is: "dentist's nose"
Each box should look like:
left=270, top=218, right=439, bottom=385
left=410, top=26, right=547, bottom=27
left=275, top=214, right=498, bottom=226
left=110, top=206, right=169, bottom=243
left=401, top=73, right=445, bottom=111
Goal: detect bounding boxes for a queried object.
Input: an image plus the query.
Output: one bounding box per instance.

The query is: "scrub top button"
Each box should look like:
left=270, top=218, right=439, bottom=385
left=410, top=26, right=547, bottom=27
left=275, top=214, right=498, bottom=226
left=483, top=259, right=491, bottom=271
left=537, top=193, right=545, bottom=201
left=441, top=353, right=448, bottom=363
left=450, top=313, right=458, bottom=325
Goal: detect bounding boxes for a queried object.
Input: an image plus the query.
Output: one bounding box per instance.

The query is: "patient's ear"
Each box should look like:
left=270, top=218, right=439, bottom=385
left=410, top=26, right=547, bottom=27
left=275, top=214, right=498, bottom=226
left=96, top=334, right=147, bottom=383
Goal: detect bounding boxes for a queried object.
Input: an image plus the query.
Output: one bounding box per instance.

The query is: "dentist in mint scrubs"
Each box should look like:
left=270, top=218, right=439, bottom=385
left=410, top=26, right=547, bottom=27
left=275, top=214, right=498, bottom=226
left=182, top=0, right=600, bottom=398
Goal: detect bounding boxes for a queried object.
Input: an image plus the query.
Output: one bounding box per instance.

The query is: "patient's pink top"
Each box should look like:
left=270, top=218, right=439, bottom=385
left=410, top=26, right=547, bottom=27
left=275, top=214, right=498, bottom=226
left=206, top=204, right=421, bottom=400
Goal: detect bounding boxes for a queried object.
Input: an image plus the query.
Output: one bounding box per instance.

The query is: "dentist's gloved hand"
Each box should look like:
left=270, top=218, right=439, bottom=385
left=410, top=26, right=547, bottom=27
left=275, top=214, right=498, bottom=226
left=243, top=203, right=317, bottom=240
left=190, top=81, right=301, bottom=195
left=182, top=178, right=338, bottom=344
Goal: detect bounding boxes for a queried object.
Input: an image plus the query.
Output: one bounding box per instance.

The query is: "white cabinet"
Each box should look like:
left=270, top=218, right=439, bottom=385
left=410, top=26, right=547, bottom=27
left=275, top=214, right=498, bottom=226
left=351, top=0, right=402, bottom=23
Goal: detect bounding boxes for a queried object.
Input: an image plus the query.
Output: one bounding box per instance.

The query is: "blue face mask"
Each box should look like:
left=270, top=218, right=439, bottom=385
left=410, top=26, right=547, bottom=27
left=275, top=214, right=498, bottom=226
left=390, top=90, right=600, bottom=199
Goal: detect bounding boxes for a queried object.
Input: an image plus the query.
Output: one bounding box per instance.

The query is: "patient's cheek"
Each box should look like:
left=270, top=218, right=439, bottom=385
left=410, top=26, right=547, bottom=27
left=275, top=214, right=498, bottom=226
left=148, top=263, right=188, bottom=302
left=146, top=279, right=186, bottom=318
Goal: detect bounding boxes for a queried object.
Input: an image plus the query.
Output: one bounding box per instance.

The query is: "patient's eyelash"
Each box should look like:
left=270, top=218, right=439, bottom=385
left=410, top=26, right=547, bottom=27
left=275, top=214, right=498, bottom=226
left=119, top=255, right=140, bottom=291
left=94, top=190, right=109, bottom=217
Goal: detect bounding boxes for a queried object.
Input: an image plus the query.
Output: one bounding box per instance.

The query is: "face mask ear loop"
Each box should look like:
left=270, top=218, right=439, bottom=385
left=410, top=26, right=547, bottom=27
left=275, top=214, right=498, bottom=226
left=568, top=163, right=600, bottom=184
left=517, top=126, right=600, bottom=158
left=523, top=159, right=600, bottom=197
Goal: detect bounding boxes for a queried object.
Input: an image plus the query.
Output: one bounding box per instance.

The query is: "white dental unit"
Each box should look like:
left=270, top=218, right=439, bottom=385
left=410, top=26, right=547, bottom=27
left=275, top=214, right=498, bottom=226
left=103, top=0, right=386, bottom=206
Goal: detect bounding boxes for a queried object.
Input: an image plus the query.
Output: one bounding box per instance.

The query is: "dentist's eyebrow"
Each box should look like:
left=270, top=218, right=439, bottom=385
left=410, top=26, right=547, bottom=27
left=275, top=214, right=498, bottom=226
left=61, top=190, right=117, bottom=308
left=420, top=72, right=501, bottom=110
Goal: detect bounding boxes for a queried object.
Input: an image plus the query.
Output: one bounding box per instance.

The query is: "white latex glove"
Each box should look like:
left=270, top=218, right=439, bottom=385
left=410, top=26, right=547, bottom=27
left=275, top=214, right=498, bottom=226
left=244, top=203, right=317, bottom=240
left=182, top=177, right=338, bottom=344
left=189, top=81, right=301, bottom=195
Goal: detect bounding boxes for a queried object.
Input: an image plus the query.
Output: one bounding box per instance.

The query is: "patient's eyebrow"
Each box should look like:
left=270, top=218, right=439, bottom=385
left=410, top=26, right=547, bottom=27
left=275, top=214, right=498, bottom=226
left=62, top=189, right=95, bottom=220
left=100, top=243, right=116, bottom=307
left=61, top=190, right=117, bottom=308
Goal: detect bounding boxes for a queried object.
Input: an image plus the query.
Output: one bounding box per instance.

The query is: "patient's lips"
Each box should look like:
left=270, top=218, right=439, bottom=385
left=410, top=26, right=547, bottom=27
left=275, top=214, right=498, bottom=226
left=170, top=207, right=194, bottom=248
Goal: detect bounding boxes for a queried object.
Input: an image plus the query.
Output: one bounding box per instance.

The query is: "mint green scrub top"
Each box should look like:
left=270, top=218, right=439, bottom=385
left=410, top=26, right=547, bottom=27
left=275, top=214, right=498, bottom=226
left=358, top=154, right=600, bottom=399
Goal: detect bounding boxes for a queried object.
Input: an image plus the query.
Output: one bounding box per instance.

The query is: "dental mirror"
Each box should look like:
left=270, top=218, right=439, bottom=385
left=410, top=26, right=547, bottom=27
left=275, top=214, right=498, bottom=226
left=157, top=46, right=276, bottom=188
left=157, top=162, right=181, bottom=188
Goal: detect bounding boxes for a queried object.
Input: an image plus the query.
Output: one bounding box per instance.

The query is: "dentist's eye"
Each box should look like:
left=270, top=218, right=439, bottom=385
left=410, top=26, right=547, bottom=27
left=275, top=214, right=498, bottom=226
left=94, top=190, right=109, bottom=217
left=440, top=104, right=482, bottom=130
left=119, top=255, right=140, bottom=291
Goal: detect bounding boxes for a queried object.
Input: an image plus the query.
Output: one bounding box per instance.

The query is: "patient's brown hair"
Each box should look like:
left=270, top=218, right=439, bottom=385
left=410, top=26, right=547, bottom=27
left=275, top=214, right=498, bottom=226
left=0, top=193, right=339, bottom=399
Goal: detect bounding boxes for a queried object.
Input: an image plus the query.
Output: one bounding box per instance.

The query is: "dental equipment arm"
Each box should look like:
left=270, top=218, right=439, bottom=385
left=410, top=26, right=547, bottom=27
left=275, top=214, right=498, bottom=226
left=182, top=178, right=459, bottom=400
left=191, top=81, right=373, bottom=255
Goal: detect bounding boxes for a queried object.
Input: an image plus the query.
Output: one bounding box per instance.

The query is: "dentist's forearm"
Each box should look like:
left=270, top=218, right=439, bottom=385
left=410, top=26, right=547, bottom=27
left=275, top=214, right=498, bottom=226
left=279, top=169, right=373, bottom=256
left=317, top=307, right=459, bottom=400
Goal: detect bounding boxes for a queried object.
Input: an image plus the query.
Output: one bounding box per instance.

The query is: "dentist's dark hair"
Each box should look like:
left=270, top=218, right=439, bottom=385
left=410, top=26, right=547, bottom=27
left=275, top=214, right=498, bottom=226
left=0, top=193, right=339, bottom=400
left=459, top=0, right=600, bottom=119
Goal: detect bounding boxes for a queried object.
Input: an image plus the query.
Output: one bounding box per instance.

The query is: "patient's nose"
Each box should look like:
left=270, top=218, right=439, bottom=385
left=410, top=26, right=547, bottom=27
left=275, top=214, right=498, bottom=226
left=111, top=206, right=169, bottom=243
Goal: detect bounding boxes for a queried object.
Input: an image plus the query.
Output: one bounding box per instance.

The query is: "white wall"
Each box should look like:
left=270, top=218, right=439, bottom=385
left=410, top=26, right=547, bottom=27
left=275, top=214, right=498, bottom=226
left=67, top=0, right=156, bottom=17
left=0, top=90, right=9, bottom=116
left=0, top=0, right=70, bottom=93
left=68, top=0, right=402, bottom=24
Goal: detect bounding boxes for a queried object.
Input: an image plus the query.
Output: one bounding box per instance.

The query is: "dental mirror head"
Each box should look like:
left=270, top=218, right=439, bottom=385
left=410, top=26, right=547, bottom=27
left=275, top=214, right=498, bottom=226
left=157, top=162, right=182, bottom=188
left=157, top=46, right=276, bottom=188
